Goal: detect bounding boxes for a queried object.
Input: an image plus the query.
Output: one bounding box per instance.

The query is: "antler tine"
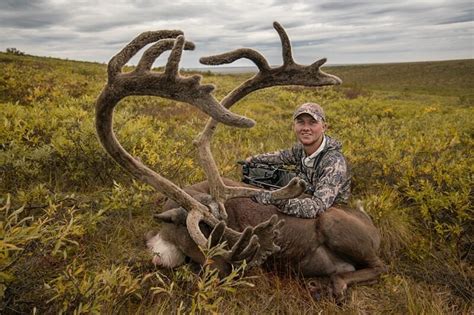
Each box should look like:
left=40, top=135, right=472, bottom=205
left=273, top=21, right=294, bottom=66
left=108, top=30, right=183, bottom=82
left=311, top=57, right=327, bottom=69
left=136, top=38, right=195, bottom=73
left=229, top=229, right=259, bottom=261
left=248, top=215, right=284, bottom=267
left=164, top=35, right=185, bottom=79
left=200, top=48, right=271, bottom=73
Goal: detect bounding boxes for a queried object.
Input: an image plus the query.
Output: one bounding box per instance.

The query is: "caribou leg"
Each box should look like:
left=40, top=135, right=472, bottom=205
left=316, top=207, right=386, bottom=300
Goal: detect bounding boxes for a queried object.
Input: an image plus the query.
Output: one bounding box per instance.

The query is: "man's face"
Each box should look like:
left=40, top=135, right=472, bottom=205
left=293, top=113, right=326, bottom=147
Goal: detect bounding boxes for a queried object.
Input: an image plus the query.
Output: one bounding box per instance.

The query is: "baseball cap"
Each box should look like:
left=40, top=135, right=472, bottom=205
left=292, top=103, right=325, bottom=122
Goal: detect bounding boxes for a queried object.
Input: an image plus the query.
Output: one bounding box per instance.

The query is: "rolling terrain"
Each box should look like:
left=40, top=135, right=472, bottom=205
left=1, top=52, right=472, bottom=313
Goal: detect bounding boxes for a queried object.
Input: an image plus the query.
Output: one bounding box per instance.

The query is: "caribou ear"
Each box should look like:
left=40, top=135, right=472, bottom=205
left=154, top=207, right=188, bottom=225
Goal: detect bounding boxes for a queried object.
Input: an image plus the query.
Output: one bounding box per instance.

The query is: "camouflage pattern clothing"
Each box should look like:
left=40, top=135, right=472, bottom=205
left=249, top=135, right=350, bottom=218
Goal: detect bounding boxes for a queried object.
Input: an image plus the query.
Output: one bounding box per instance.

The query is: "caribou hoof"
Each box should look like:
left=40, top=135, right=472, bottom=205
left=307, top=278, right=332, bottom=301
left=330, top=274, right=348, bottom=304
left=307, top=279, right=324, bottom=301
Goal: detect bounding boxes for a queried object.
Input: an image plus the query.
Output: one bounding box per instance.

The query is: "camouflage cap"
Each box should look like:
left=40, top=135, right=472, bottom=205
left=293, top=103, right=326, bottom=122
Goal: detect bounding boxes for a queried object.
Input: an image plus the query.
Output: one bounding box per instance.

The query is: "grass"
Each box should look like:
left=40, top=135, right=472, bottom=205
left=328, top=59, right=474, bottom=99
left=0, top=52, right=473, bottom=314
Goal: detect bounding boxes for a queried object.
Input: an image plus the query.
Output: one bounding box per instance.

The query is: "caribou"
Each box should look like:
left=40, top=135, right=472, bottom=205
left=95, top=22, right=386, bottom=300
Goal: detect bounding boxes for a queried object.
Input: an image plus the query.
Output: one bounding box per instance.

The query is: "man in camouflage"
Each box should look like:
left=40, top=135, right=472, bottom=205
left=247, top=103, right=350, bottom=219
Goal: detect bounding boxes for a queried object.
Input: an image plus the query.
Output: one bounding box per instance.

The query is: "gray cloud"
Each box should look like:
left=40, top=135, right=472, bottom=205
left=437, top=8, right=474, bottom=25
left=0, top=0, right=69, bottom=29
left=0, top=0, right=472, bottom=67
left=0, top=0, right=45, bottom=10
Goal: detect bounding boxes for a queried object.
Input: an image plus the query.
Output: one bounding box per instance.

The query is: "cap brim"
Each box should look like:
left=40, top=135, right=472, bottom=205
left=293, top=111, right=325, bottom=121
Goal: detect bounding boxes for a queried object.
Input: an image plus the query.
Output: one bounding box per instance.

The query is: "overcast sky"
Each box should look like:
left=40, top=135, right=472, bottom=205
left=1, top=0, right=472, bottom=68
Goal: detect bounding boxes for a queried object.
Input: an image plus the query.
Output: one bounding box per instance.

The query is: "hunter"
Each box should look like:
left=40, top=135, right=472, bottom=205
left=247, top=102, right=351, bottom=218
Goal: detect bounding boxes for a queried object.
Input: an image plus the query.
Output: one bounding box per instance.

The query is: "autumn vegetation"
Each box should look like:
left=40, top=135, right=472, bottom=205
left=1, top=52, right=473, bottom=313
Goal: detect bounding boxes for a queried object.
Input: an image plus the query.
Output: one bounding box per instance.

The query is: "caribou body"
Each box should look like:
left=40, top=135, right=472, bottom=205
left=95, top=22, right=386, bottom=300
left=149, top=179, right=386, bottom=298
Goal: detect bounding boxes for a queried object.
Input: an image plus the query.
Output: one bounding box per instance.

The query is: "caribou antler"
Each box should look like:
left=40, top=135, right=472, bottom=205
left=96, top=30, right=281, bottom=268
left=194, top=21, right=342, bottom=219
left=96, top=30, right=259, bottom=207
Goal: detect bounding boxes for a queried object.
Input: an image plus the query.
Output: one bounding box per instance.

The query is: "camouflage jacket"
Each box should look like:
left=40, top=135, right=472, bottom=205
left=249, top=135, right=351, bottom=218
